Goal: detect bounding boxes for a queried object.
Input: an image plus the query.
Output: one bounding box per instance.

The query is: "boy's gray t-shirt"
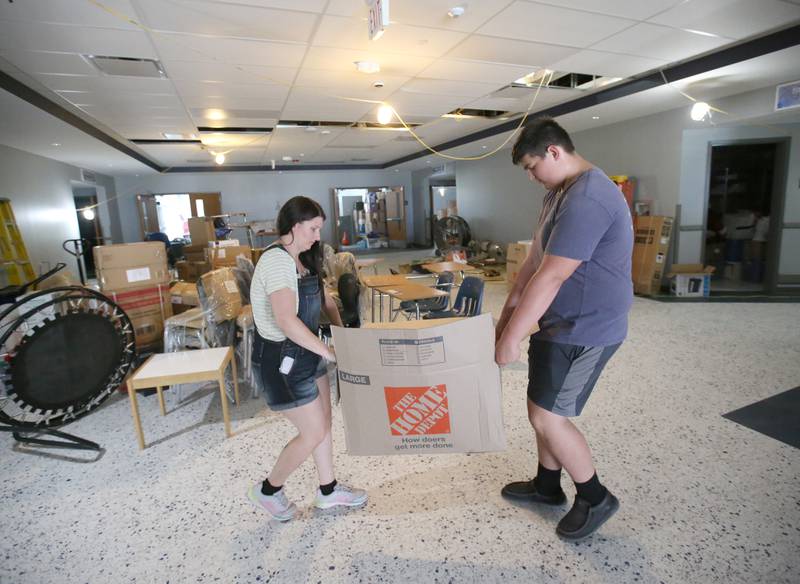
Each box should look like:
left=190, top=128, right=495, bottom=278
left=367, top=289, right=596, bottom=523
left=530, top=167, right=633, bottom=346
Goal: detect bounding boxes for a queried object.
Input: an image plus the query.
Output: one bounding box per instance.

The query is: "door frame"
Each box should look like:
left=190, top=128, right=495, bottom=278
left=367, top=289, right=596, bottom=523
left=702, top=138, right=790, bottom=295
left=136, top=192, right=221, bottom=240
left=330, top=186, right=406, bottom=248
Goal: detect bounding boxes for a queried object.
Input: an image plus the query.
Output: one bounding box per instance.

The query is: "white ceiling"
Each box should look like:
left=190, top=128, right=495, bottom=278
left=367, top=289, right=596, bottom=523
left=0, top=0, right=798, bottom=174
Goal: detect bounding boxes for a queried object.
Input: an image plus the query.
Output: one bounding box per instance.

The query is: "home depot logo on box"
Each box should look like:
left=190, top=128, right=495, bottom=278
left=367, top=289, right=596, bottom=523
left=384, top=385, right=451, bottom=436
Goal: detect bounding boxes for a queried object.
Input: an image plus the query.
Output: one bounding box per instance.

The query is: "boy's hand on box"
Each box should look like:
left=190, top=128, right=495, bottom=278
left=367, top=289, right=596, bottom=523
left=324, top=347, right=337, bottom=363
left=494, top=335, right=520, bottom=366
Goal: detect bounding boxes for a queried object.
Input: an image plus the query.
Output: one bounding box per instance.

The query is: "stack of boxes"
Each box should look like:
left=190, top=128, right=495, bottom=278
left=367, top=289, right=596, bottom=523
left=631, top=216, right=673, bottom=295
left=93, top=242, right=172, bottom=350
left=505, top=241, right=532, bottom=288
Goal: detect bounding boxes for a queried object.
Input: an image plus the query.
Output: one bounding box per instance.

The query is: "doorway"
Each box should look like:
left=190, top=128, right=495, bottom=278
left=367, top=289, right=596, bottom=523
left=704, top=142, right=784, bottom=293
left=73, top=191, right=103, bottom=279
left=136, top=192, right=221, bottom=240
left=427, top=181, right=457, bottom=247
left=331, top=186, right=406, bottom=250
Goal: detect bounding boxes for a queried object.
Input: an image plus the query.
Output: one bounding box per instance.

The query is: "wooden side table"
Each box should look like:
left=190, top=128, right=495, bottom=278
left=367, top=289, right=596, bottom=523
left=126, top=347, right=239, bottom=449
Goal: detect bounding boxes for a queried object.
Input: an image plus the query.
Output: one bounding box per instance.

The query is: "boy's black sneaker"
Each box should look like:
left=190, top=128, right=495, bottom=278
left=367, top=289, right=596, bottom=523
left=556, top=490, right=620, bottom=541
left=501, top=479, right=567, bottom=505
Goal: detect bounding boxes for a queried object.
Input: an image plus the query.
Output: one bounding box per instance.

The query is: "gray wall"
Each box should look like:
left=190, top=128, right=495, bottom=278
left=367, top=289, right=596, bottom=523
left=0, top=143, right=118, bottom=274
left=114, top=169, right=414, bottom=246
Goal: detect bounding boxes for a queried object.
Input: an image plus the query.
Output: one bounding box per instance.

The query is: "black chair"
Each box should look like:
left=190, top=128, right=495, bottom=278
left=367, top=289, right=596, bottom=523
left=425, top=276, right=484, bottom=319
left=396, top=271, right=454, bottom=320
left=337, top=273, right=361, bottom=328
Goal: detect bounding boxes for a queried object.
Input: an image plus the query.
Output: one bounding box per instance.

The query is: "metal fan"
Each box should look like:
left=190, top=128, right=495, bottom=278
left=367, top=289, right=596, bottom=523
left=0, top=286, right=135, bottom=450
left=433, top=215, right=471, bottom=254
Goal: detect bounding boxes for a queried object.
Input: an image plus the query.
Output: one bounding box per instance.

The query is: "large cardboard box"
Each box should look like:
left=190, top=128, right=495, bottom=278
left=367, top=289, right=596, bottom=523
left=631, top=216, right=673, bottom=295
left=106, top=284, right=172, bottom=348
left=206, top=245, right=251, bottom=268
left=93, top=242, right=169, bottom=292
left=200, top=267, right=242, bottom=322
left=188, top=217, right=216, bottom=246
left=169, top=281, right=200, bottom=314
left=506, top=241, right=532, bottom=285
left=668, top=264, right=715, bottom=297
left=182, top=244, right=207, bottom=262
left=331, top=314, right=506, bottom=456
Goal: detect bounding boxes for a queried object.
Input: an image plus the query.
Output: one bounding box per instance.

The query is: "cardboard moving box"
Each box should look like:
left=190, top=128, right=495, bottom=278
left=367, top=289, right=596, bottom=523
left=506, top=241, right=532, bottom=285
left=668, top=264, right=715, bottom=297
left=631, top=216, right=673, bottom=295
left=106, top=284, right=172, bottom=348
left=94, top=242, right=170, bottom=292
left=332, top=314, right=506, bottom=456
left=169, top=281, right=200, bottom=314
left=206, top=245, right=251, bottom=268
left=200, top=268, right=242, bottom=322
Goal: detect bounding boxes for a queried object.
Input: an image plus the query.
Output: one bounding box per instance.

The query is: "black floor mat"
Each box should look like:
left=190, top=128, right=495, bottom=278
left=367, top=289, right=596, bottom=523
left=722, top=387, right=800, bottom=448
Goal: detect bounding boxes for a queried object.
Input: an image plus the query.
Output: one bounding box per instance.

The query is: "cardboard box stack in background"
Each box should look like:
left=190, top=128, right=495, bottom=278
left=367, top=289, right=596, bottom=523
left=206, top=245, right=251, bottom=268
left=332, top=314, right=506, bottom=456
left=631, top=216, right=673, bottom=295
left=199, top=267, right=242, bottom=323
left=668, top=264, right=715, bottom=297
left=506, top=241, right=532, bottom=286
left=188, top=217, right=216, bottom=246
left=175, top=244, right=211, bottom=282
left=93, top=242, right=172, bottom=349
left=169, top=281, right=200, bottom=315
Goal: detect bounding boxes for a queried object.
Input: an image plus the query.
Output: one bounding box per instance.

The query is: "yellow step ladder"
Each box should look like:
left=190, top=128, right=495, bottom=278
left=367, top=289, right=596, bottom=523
left=0, top=198, right=36, bottom=287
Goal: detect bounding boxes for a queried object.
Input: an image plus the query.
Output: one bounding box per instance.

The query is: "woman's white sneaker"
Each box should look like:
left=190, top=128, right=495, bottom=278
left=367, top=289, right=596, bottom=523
left=247, top=483, right=297, bottom=521
left=314, top=483, right=368, bottom=509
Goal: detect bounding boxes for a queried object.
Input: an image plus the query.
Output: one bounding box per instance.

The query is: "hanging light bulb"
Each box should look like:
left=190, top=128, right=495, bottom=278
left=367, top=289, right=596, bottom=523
left=690, top=102, right=710, bottom=121
left=215, top=152, right=226, bottom=165
left=377, top=104, right=394, bottom=125
left=82, top=208, right=95, bottom=221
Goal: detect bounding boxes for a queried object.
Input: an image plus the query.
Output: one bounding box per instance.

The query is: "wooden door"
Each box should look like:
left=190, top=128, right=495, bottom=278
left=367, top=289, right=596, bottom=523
left=189, top=193, right=222, bottom=217
left=137, top=194, right=160, bottom=239
left=385, top=187, right=406, bottom=244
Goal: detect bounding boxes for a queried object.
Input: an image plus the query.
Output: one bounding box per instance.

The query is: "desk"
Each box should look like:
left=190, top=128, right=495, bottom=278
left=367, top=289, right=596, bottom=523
left=362, top=274, right=411, bottom=322
left=422, top=261, right=469, bottom=280
left=126, top=347, right=239, bottom=450
left=376, top=282, right=448, bottom=320
left=355, top=257, right=383, bottom=275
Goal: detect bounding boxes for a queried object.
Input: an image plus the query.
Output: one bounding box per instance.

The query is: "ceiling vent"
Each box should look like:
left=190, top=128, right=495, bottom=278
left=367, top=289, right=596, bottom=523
left=80, top=169, right=97, bottom=183
left=197, top=126, right=272, bottom=134
left=84, top=55, right=167, bottom=78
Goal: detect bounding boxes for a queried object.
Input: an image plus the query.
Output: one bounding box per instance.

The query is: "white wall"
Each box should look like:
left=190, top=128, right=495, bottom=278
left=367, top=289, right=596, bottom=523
left=0, top=143, right=118, bottom=274
left=113, top=169, right=414, bottom=246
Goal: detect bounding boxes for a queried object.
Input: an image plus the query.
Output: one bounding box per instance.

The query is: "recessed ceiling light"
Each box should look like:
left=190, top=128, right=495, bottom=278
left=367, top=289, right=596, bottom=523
left=481, top=145, right=487, bottom=149
left=51, top=142, right=60, bottom=147
left=592, top=116, right=600, bottom=120
left=205, top=109, right=227, bottom=121
left=321, top=129, right=331, bottom=135
left=447, top=6, right=465, bottom=18
left=282, top=156, right=293, bottom=161
left=354, top=61, right=380, bottom=74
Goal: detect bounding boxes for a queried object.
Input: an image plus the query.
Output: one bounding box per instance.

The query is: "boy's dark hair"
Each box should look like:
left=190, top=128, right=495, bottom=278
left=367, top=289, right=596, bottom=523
left=277, top=195, right=326, bottom=283
left=511, top=117, right=575, bottom=164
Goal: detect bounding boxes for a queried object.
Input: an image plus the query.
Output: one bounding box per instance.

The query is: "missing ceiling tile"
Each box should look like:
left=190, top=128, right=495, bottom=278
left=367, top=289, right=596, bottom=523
left=84, top=55, right=167, bottom=78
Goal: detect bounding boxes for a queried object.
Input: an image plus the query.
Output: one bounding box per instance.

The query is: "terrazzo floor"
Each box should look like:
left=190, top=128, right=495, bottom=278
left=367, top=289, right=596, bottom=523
left=2, top=272, right=799, bottom=583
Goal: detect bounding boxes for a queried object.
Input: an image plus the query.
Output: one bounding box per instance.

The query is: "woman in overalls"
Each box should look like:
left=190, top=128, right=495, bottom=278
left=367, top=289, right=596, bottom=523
left=247, top=196, right=367, bottom=520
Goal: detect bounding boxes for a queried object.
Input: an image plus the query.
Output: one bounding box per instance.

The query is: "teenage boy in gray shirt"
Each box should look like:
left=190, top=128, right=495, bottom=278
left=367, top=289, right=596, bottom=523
left=495, top=117, right=633, bottom=541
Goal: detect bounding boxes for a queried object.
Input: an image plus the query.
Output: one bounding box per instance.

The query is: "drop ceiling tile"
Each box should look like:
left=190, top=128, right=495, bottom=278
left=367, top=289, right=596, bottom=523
left=0, top=20, right=157, bottom=57
left=418, top=59, right=538, bottom=85
left=592, top=22, right=732, bottom=61
left=0, top=0, right=140, bottom=30
left=212, top=0, right=328, bottom=11
left=172, top=79, right=289, bottom=100
left=36, top=74, right=176, bottom=96
left=532, top=0, right=684, bottom=20
left=400, top=78, right=501, bottom=98
left=328, top=0, right=516, bottom=32
left=446, top=35, right=579, bottom=68
left=294, top=69, right=409, bottom=99
left=281, top=89, right=375, bottom=120
left=137, top=0, right=317, bottom=43
left=648, top=0, right=800, bottom=40
left=162, top=60, right=297, bottom=85
left=151, top=33, right=307, bottom=67
left=478, top=2, right=636, bottom=48
left=326, top=128, right=404, bottom=148
left=385, top=91, right=470, bottom=117
left=549, top=49, right=667, bottom=78
left=302, top=47, right=433, bottom=77
left=0, top=50, right=98, bottom=76
left=312, top=15, right=467, bottom=57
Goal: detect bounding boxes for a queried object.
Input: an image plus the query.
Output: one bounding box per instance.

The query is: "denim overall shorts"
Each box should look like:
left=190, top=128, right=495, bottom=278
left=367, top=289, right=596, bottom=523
left=254, top=245, right=327, bottom=411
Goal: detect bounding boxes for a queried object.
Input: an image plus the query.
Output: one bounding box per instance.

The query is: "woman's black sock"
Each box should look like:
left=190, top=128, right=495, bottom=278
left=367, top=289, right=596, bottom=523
left=261, top=478, right=282, bottom=496
left=320, top=480, right=337, bottom=496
